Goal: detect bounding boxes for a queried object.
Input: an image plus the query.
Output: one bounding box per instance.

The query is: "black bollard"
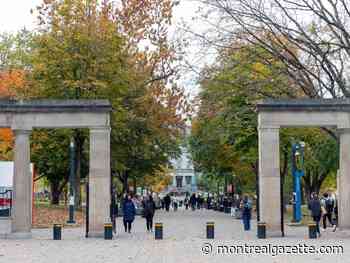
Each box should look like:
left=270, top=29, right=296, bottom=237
left=155, top=223, right=163, bottom=240
left=308, top=223, right=317, bottom=239
left=53, top=224, right=62, bottom=240
left=257, top=222, right=266, bottom=239
left=104, top=223, right=113, bottom=240
left=206, top=222, right=214, bottom=239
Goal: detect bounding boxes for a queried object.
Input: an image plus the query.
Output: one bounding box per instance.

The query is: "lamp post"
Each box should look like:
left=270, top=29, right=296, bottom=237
left=67, top=137, right=76, bottom=224
left=291, top=141, right=305, bottom=223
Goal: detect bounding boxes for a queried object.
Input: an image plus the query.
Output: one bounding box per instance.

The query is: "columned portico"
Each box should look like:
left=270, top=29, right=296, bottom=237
left=258, top=127, right=280, bottom=235
left=257, top=99, right=350, bottom=237
left=89, top=127, right=111, bottom=237
left=0, top=100, right=111, bottom=239
left=11, top=129, right=32, bottom=238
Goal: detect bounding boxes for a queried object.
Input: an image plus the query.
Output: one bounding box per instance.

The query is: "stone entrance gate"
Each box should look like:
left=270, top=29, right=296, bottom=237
left=257, top=99, right=350, bottom=237
left=0, top=100, right=111, bottom=238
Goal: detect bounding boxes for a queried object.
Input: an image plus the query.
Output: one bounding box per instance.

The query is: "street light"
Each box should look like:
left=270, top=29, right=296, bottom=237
left=291, top=141, right=305, bottom=223
left=67, top=137, right=76, bottom=224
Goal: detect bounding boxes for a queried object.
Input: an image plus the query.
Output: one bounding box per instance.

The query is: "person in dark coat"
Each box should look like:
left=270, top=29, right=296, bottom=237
left=123, top=194, right=136, bottom=233
left=241, top=195, right=252, bottom=231
left=184, top=196, right=189, bottom=210
left=164, top=194, right=171, bottom=212
left=308, top=192, right=322, bottom=236
left=190, top=193, right=196, bottom=211
left=143, top=195, right=156, bottom=231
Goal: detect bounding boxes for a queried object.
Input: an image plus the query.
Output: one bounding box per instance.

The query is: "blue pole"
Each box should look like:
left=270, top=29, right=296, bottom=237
left=295, top=170, right=303, bottom=222
left=292, top=144, right=297, bottom=222
left=292, top=142, right=304, bottom=223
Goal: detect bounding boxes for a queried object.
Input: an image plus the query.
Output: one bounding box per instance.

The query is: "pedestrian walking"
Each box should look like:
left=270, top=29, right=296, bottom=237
left=308, top=192, right=322, bottom=237
left=321, top=192, right=335, bottom=230
left=122, top=194, right=136, bottom=233
left=164, top=194, right=171, bottom=212
left=184, top=197, right=189, bottom=210
left=190, top=193, right=196, bottom=211
left=143, top=195, right=156, bottom=232
left=241, top=195, right=252, bottom=231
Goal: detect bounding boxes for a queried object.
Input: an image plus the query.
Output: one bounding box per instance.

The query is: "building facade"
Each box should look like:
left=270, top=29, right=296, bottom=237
left=167, top=145, right=198, bottom=194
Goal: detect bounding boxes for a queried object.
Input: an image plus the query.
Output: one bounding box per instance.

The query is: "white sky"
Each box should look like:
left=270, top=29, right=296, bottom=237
left=0, top=1, right=42, bottom=32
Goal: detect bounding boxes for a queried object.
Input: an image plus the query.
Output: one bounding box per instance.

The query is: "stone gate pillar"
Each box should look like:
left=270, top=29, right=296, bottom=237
left=258, top=127, right=281, bottom=236
left=338, top=129, right=350, bottom=229
left=89, top=127, right=111, bottom=237
left=11, top=129, right=32, bottom=238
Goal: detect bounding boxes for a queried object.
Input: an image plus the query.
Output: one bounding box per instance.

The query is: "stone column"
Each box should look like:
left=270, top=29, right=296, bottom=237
left=89, top=127, right=111, bottom=237
left=11, top=129, right=32, bottom=238
left=258, top=127, right=281, bottom=236
left=338, top=129, right=350, bottom=229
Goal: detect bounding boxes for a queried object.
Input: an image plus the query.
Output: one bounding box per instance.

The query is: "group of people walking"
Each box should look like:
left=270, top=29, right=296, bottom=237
left=308, top=192, right=337, bottom=237
left=118, top=190, right=340, bottom=237
left=121, top=193, right=156, bottom=233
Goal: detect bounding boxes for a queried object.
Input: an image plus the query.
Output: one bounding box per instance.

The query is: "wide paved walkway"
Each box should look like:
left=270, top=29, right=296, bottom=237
left=0, top=208, right=348, bottom=263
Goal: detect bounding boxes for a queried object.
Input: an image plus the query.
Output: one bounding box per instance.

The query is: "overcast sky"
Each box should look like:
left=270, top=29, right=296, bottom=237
left=0, top=1, right=210, bottom=98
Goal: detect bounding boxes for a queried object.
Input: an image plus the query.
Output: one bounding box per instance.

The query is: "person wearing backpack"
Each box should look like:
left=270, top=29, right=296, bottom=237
left=241, top=195, right=252, bottom=231
left=143, top=195, right=156, bottom=232
left=321, top=192, right=335, bottom=230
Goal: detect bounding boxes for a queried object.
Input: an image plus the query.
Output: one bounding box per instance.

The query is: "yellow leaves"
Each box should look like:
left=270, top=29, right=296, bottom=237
left=142, top=165, right=172, bottom=192
left=250, top=62, right=270, bottom=80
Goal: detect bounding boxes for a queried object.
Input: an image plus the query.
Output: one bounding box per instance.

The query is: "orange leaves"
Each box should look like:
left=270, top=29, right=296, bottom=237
left=0, top=128, right=13, bottom=160
left=0, top=129, right=13, bottom=143
left=0, top=70, right=25, bottom=98
left=0, top=69, right=26, bottom=158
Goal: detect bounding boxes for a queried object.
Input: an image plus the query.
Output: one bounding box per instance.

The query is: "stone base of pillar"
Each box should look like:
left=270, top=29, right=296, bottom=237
left=267, top=230, right=283, bottom=237
left=87, top=231, right=104, bottom=238
left=8, top=231, right=32, bottom=239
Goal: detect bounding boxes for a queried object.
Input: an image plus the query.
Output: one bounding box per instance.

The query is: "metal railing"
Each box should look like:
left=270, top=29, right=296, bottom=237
left=0, top=189, right=12, bottom=217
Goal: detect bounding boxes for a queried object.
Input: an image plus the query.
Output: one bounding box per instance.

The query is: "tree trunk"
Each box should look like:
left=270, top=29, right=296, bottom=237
left=50, top=181, right=61, bottom=205
left=123, top=171, right=129, bottom=194
left=133, top=177, right=137, bottom=194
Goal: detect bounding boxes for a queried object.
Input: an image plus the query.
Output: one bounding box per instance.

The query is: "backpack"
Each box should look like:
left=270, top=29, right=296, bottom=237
left=243, top=201, right=252, bottom=211
left=325, top=198, right=334, bottom=213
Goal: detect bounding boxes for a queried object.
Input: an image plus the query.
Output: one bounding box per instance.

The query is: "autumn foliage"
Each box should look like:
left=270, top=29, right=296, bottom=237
left=0, top=70, right=25, bottom=159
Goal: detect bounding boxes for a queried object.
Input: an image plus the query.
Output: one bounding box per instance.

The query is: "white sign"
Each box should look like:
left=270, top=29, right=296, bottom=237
left=0, top=161, right=34, bottom=187
left=69, top=196, right=75, bottom=205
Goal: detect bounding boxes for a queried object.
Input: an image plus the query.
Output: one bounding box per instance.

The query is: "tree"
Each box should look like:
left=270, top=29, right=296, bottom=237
left=0, top=30, right=33, bottom=160
left=30, top=129, right=88, bottom=205
left=195, top=0, right=350, bottom=99
left=27, top=0, right=187, bottom=199
left=189, top=42, right=293, bottom=193
left=189, top=39, right=339, bottom=200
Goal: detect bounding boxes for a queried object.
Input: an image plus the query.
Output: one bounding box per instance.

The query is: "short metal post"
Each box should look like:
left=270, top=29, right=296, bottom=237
left=155, top=223, right=163, bottom=240
left=206, top=222, right=214, bottom=239
left=53, top=224, right=62, bottom=240
left=104, top=222, right=113, bottom=240
left=257, top=222, right=266, bottom=239
left=308, top=222, right=317, bottom=239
